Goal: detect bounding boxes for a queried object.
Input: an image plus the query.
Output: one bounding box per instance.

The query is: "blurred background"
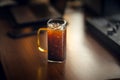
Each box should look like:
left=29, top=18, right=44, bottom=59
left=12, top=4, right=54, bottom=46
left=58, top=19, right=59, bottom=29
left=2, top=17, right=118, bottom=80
left=1, top=0, right=120, bottom=80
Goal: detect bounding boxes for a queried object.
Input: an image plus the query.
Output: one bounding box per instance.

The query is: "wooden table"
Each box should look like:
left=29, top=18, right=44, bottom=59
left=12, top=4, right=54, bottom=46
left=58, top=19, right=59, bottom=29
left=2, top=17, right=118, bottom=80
left=0, top=8, right=120, bottom=80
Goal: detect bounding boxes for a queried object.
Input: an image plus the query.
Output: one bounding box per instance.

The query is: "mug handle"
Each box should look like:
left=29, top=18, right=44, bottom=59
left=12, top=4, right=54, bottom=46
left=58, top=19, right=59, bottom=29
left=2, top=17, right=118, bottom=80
left=37, top=28, right=47, bottom=53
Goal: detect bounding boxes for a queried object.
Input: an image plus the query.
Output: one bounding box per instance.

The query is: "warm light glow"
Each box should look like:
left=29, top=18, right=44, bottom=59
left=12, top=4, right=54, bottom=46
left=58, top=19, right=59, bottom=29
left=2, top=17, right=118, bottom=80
left=37, top=68, right=42, bottom=80
left=64, top=9, right=120, bottom=80
left=38, top=47, right=47, bottom=53
left=37, top=28, right=48, bottom=53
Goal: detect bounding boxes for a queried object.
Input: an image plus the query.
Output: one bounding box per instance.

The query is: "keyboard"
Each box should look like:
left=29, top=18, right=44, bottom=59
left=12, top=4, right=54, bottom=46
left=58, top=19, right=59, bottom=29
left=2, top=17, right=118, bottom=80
left=86, top=17, right=120, bottom=61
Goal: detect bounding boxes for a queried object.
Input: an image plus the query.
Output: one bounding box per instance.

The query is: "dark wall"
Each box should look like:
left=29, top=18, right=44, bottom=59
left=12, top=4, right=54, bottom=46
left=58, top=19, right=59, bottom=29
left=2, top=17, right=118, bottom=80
left=50, top=0, right=67, bottom=15
left=84, top=0, right=120, bottom=16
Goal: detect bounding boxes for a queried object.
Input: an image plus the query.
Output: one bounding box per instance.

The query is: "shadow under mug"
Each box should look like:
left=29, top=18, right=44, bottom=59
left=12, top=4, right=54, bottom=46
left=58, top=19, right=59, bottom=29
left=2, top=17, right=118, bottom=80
left=37, top=19, right=67, bottom=63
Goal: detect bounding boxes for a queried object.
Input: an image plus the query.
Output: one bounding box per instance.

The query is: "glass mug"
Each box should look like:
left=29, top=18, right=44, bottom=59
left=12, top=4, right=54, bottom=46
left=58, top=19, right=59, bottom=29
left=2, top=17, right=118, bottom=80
left=37, top=19, right=67, bottom=63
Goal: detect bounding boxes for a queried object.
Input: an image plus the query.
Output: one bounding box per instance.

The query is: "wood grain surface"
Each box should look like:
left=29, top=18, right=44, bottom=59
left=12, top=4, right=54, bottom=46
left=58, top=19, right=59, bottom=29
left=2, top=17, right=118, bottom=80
left=0, top=7, right=120, bottom=80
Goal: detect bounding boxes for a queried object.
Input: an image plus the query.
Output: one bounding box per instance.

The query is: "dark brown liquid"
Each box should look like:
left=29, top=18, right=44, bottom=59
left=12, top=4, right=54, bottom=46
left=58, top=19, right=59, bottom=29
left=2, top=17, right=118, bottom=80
left=48, top=29, right=66, bottom=61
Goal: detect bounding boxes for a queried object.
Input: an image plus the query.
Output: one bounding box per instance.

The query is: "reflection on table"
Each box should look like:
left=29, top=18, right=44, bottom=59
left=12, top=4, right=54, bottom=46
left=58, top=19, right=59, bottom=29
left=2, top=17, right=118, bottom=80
left=0, top=7, right=120, bottom=80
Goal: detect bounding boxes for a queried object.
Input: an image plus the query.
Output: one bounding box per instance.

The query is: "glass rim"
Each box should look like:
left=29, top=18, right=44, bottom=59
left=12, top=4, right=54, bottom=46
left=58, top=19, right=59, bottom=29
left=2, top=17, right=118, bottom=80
left=47, top=18, right=67, bottom=27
